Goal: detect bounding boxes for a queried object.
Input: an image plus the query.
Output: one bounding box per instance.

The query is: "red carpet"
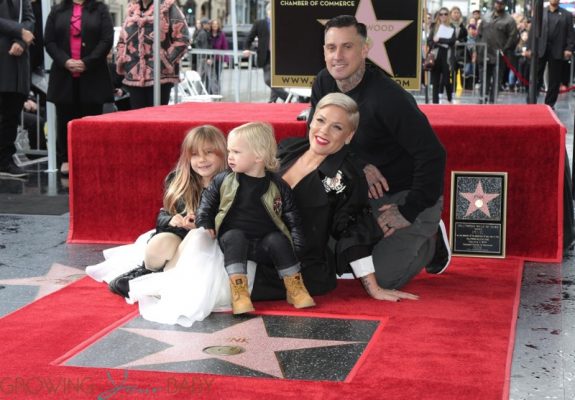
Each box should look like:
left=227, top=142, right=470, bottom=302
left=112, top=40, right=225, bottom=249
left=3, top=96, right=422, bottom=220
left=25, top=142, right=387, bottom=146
left=68, top=103, right=565, bottom=262
left=0, top=257, right=522, bottom=399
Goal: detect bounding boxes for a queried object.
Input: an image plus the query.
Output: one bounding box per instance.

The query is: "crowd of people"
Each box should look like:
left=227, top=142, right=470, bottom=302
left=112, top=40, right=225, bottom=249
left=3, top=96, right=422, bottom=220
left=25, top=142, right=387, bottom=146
left=0, top=0, right=230, bottom=179
left=3, top=1, right=575, bottom=179
left=423, top=0, right=575, bottom=105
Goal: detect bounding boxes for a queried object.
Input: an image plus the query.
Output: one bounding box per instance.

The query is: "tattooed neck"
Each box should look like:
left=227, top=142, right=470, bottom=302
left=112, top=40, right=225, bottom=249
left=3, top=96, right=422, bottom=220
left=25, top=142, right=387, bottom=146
left=336, top=64, right=366, bottom=93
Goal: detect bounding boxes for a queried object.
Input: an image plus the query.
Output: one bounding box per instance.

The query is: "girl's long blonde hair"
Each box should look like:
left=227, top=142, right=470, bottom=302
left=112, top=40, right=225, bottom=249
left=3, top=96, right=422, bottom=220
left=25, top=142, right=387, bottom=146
left=163, top=125, right=227, bottom=215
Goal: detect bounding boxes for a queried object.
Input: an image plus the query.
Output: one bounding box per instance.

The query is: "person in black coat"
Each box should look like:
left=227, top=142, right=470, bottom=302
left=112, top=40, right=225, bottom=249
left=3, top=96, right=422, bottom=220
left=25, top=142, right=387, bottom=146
left=449, top=6, right=467, bottom=92
left=250, top=93, right=418, bottom=303
left=526, top=0, right=575, bottom=108
left=29, top=0, right=43, bottom=72
left=45, top=0, right=113, bottom=174
left=0, top=0, right=35, bottom=178
left=427, top=8, right=457, bottom=103
left=243, top=2, right=288, bottom=103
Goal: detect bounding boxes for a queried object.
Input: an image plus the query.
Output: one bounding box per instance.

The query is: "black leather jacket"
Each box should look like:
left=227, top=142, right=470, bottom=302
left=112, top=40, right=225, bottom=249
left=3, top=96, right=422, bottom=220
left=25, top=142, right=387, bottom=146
left=154, top=171, right=189, bottom=238
left=195, top=170, right=305, bottom=255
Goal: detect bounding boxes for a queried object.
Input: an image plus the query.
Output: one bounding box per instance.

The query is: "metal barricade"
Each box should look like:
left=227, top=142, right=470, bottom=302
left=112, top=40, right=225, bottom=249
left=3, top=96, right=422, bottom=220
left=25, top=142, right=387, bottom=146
left=14, top=88, right=49, bottom=167
left=181, top=49, right=259, bottom=102
left=454, top=42, right=488, bottom=103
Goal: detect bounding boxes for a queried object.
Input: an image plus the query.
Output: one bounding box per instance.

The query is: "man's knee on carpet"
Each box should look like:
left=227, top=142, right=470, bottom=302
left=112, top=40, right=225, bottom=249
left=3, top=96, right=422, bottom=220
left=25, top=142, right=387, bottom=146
left=371, top=232, right=434, bottom=289
left=370, top=202, right=441, bottom=289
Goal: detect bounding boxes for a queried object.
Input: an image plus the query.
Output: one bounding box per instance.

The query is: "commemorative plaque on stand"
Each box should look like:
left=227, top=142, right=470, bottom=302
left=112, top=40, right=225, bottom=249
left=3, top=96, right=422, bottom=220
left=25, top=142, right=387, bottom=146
left=449, top=172, right=508, bottom=258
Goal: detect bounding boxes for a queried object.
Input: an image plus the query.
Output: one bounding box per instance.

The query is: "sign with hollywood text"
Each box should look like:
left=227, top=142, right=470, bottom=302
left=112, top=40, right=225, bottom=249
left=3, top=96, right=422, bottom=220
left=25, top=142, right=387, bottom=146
left=271, top=0, right=422, bottom=90
left=449, top=172, right=508, bottom=258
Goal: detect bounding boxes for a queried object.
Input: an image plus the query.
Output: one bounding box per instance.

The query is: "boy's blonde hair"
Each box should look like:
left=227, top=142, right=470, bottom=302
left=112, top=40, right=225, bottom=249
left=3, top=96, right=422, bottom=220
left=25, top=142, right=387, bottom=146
left=228, top=122, right=279, bottom=172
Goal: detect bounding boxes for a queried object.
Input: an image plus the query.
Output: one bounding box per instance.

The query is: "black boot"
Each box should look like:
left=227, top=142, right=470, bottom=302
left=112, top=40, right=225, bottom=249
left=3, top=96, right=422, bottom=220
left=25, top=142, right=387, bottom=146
left=108, top=265, right=153, bottom=298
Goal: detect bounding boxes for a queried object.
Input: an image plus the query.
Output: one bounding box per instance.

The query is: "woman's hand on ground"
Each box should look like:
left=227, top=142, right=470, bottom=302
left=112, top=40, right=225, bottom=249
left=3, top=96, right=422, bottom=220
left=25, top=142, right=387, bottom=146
left=359, top=273, right=419, bottom=302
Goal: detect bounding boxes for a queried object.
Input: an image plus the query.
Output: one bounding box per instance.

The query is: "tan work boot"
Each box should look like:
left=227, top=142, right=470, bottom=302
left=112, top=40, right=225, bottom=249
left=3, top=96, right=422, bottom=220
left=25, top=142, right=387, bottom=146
left=283, top=273, right=316, bottom=309
left=229, top=274, right=254, bottom=314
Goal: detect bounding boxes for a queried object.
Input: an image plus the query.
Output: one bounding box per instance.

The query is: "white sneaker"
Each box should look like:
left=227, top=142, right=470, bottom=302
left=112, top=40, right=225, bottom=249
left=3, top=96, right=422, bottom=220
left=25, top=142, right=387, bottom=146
left=426, top=220, right=452, bottom=274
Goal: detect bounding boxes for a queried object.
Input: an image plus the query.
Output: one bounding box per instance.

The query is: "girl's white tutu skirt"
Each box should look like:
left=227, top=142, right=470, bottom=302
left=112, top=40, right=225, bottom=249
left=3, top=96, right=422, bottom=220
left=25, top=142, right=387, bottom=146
left=86, top=228, right=255, bottom=327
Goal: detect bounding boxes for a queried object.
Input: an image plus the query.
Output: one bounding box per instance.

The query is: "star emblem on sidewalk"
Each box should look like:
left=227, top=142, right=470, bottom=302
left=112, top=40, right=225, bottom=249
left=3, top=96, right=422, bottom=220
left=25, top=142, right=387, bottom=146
left=0, top=263, right=84, bottom=300
left=460, top=181, right=500, bottom=217
left=118, top=317, right=359, bottom=378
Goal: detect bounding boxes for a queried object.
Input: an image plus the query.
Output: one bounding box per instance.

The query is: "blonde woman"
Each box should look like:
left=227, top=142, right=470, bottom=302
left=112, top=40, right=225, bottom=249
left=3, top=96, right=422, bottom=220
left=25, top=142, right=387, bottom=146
left=450, top=6, right=468, bottom=92
left=427, top=7, right=456, bottom=103
left=195, top=122, right=315, bottom=314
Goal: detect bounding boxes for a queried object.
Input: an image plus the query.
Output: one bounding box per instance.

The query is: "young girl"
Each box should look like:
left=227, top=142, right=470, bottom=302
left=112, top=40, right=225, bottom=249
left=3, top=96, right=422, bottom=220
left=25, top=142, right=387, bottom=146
left=195, top=122, right=315, bottom=314
left=100, top=125, right=228, bottom=298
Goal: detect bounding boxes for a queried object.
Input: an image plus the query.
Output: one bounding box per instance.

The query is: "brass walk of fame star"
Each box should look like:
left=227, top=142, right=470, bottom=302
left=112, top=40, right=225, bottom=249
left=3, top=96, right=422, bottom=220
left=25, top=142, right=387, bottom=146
left=118, top=317, right=360, bottom=378
left=0, top=263, right=84, bottom=300
left=460, top=181, right=500, bottom=217
left=355, top=0, right=412, bottom=76
left=317, top=0, right=412, bottom=76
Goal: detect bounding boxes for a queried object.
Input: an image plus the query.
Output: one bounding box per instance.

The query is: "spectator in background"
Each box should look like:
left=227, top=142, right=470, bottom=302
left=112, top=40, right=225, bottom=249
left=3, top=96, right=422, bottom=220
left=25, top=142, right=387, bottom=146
left=243, top=2, right=288, bottom=103
left=463, top=23, right=479, bottom=89
left=29, top=0, right=43, bottom=73
left=208, top=19, right=229, bottom=94
left=526, top=0, right=575, bottom=108
left=116, top=0, right=190, bottom=109
left=472, top=9, right=482, bottom=27
left=0, top=0, right=35, bottom=178
left=477, top=0, right=518, bottom=103
left=45, top=0, right=114, bottom=175
left=450, top=6, right=467, bottom=92
left=427, top=7, right=456, bottom=103
left=190, top=19, right=202, bottom=70
left=193, top=17, right=212, bottom=90
left=514, top=30, right=530, bottom=92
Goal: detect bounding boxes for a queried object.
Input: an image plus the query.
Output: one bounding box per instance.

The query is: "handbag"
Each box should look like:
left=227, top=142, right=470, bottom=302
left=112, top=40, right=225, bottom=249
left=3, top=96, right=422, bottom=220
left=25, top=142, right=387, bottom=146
left=423, top=48, right=439, bottom=71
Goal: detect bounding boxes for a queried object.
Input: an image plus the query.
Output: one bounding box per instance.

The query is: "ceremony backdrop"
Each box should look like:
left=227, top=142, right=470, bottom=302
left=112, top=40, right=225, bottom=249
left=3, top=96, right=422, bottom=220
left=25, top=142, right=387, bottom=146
left=271, top=0, right=422, bottom=89
left=66, top=103, right=565, bottom=263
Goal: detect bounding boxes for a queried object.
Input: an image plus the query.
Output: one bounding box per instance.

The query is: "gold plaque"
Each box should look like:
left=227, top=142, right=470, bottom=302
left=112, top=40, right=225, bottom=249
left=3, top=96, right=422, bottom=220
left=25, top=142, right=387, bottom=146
left=202, top=346, right=246, bottom=356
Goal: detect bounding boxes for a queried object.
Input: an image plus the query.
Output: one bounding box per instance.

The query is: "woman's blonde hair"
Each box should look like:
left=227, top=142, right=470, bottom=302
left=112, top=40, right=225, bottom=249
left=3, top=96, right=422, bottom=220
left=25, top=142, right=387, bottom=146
left=434, top=7, right=451, bottom=27
left=163, top=125, right=227, bottom=215
left=228, top=122, right=279, bottom=172
left=315, top=92, right=360, bottom=131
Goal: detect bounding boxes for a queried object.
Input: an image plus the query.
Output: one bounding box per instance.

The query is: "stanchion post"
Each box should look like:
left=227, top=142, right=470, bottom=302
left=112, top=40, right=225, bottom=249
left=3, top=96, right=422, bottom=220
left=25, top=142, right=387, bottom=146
left=153, top=0, right=160, bottom=106
left=528, top=0, right=543, bottom=104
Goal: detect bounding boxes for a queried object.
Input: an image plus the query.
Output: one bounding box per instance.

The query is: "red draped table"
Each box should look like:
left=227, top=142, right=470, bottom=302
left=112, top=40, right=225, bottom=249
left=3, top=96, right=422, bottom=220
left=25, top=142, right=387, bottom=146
left=68, top=103, right=565, bottom=262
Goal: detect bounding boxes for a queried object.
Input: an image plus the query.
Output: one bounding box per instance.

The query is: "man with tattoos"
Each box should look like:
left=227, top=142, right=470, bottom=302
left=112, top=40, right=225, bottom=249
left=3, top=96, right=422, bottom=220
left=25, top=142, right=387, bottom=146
left=308, top=15, right=450, bottom=293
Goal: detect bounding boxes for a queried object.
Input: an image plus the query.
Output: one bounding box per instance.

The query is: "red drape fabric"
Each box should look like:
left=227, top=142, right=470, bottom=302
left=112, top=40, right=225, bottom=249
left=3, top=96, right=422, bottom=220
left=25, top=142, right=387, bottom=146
left=68, top=103, right=564, bottom=262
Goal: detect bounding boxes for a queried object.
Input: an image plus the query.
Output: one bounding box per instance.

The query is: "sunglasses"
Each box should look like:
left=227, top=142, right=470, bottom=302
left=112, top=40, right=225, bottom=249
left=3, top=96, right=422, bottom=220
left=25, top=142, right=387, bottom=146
left=439, top=12, right=448, bottom=16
